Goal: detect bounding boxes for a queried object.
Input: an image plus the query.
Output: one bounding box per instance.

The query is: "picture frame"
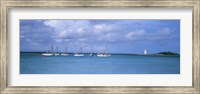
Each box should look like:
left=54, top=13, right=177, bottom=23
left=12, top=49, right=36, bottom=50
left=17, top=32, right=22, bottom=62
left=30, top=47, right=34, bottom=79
left=0, top=0, right=199, bottom=94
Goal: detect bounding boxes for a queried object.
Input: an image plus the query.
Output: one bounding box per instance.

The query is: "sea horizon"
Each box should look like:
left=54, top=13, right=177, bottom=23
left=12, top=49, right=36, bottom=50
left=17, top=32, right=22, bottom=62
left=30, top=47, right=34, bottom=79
left=20, top=51, right=180, bottom=56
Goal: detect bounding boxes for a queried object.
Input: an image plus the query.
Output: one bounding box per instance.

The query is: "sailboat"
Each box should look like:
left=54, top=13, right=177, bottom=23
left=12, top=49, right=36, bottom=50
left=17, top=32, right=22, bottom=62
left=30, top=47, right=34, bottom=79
left=89, top=46, right=94, bottom=56
left=97, top=45, right=111, bottom=57
left=61, top=47, right=69, bottom=56
left=74, top=47, right=84, bottom=57
left=97, top=53, right=111, bottom=57
left=42, top=50, right=54, bottom=56
left=42, top=46, right=54, bottom=56
left=53, top=46, right=60, bottom=56
left=89, top=53, right=93, bottom=56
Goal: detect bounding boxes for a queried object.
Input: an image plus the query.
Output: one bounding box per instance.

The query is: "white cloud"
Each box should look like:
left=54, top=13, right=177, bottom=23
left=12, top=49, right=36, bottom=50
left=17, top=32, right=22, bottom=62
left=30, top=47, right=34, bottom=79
left=20, top=36, right=24, bottom=38
left=94, top=24, right=113, bottom=34
left=44, top=20, right=90, bottom=31
left=43, top=20, right=174, bottom=46
left=125, top=29, right=145, bottom=40
left=55, top=39, right=63, bottom=43
left=26, top=38, right=32, bottom=42
left=97, top=33, right=120, bottom=42
left=158, top=27, right=171, bottom=35
left=125, top=28, right=172, bottom=41
left=43, top=20, right=116, bottom=44
left=44, top=20, right=92, bottom=39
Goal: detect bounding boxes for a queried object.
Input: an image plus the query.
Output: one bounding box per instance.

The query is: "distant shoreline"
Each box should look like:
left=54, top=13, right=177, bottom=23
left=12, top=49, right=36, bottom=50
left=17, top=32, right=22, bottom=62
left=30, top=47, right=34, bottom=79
left=20, top=51, right=180, bottom=56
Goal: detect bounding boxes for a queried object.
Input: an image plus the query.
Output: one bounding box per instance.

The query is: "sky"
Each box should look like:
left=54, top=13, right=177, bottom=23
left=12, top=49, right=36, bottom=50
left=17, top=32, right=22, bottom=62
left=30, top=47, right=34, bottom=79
left=20, top=20, right=180, bottom=54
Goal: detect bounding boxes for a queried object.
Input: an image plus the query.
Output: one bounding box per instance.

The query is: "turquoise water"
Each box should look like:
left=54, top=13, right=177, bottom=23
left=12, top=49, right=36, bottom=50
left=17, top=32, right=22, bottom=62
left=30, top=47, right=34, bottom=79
left=20, top=52, right=180, bottom=74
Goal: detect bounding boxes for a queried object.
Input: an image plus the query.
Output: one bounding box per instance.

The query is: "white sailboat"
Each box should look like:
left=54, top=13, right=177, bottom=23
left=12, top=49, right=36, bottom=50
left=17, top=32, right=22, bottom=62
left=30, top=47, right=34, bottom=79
left=97, top=45, right=111, bottom=57
left=74, top=47, right=84, bottom=57
left=42, top=46, right=54, bottom=56
left=89, top=46, right=94, bottom=56
left=97, top=53, right=111, bottom=57
left=61, top=47, right=69, bottom=56
left=89, top=53, right=93, bottom=56
left=54, top=46, right=60, bottom=56
left=42, top=50, right=54, bottom=56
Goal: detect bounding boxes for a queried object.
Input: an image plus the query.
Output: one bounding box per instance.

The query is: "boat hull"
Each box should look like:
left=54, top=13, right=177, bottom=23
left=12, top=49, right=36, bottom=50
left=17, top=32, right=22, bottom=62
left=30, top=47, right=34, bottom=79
left=61, top=53, right=69, bottom=56
left=97, top=54, right=111, bottom=57
left=42, top=53, right=54, bottom=56
left=54, top=53, right=60, bottom=56
left=89, top=53, right=93, bottom=56
left=74, top=54, right=84, bottom=57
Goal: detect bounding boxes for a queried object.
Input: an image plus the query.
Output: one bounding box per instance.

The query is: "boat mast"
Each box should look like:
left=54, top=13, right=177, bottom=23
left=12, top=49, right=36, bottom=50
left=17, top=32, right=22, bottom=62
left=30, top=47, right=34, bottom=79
left=65, top=47, right=67, bottom=53
left=51, top=45, right=53, bottom=53
left=105, top=45, right=108, bottom=54
left=80, top=47, right=82, bottom=53
left=56, top=46, right=58, bottom=53
left=90, top=45, right=93, bottom=53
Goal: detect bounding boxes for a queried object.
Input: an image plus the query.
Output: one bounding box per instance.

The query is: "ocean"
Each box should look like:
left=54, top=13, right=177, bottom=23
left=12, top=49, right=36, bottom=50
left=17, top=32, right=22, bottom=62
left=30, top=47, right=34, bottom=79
left=20, top=52, right=180, bottom=74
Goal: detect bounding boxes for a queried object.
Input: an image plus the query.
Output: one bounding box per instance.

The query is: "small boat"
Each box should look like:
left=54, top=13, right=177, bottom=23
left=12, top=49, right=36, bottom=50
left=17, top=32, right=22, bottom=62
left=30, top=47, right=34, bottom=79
left=61, top=53, right=69, bottom=56
left=97, top=53, right=111, bottom=57
left=89, top=46, right=94, bottom=56
left=42, top=52, right=53, bottom=56
left=89, top=53, right=93, bottom=56
left=42, top=46, right=54, bottom=56
left=74, top=47, right=84, bottom=57
left=74, top=53, right=84, bottom=57
left=61, top=47, right=69, bottom=56
left=54, top=53, right=60, bottom=56
left=54, top=46, right=60, bottom=56
left=97, top=45, right=111, bottom=57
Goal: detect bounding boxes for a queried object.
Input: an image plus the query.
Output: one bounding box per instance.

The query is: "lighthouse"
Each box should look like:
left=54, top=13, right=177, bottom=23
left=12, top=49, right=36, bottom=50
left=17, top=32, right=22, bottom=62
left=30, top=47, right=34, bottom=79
left=144, top=49, right=147, bottom=55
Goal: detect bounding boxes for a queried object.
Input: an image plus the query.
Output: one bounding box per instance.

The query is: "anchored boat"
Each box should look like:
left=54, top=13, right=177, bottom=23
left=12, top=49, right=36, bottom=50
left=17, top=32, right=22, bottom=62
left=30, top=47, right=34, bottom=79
left=97, top=45, right=111, bottom=57
left=53, top=46, right=60, bottom=56
left=42, top=51, right=54, bottom=56
left=74, top=47, right=84, bottom=57
left=97, top=53, right=111, bottom=57
left=42, top=46, right=54, bottom=56
left=89, top=45, right=94, bottom=56
left=61, top=47, right=69, bottom=56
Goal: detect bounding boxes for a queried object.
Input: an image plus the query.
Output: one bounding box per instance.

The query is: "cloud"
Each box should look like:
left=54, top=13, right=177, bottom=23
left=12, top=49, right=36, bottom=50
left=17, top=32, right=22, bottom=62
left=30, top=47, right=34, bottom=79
left=20, top=20, right=180, bottom=53
left=94, top=24, right=113, bottom=34
left=20, top=36, right=24, bottom=38
left=125, top=28, right=172, bottom=41
left=44, top=20, right=92, bottom=39
left=43, top=20, right=117, bottom=44
left=125, top=29, right=146, bottom=40
left=20, top=20, right=56, bottom=51
left=43, top=20, right=175, bottom=45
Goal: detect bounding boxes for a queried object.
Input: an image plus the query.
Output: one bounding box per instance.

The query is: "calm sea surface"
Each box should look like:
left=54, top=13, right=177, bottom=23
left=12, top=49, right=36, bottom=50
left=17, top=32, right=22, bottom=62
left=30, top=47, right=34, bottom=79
left=20, top=52, right=180, bottom=74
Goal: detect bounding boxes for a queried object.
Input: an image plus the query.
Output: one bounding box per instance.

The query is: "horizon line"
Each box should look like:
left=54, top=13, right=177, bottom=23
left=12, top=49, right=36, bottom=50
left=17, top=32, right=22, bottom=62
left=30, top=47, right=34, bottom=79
left=20, top=51, right=180, bottom=55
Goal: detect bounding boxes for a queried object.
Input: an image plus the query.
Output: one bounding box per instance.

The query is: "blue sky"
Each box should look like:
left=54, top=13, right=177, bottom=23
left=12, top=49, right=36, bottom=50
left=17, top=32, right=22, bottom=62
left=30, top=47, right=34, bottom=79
left=20, top=20, right=180, bottom=54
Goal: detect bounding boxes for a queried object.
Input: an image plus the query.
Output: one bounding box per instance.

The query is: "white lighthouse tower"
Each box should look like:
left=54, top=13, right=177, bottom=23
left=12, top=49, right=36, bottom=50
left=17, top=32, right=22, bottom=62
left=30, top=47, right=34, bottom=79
left=144, top=49, right=147, bottom=55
